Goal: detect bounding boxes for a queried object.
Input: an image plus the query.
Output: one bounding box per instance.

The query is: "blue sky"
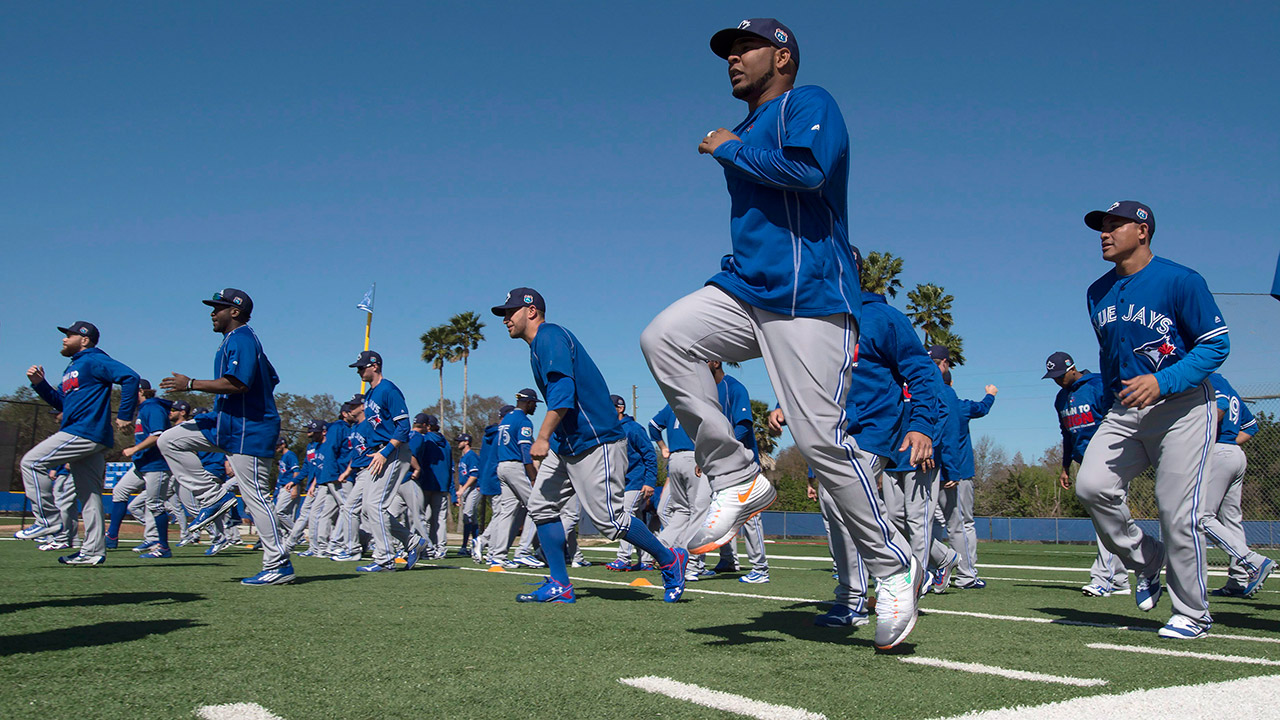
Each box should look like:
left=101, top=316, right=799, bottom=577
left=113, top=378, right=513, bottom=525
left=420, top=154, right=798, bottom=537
left=2, top=3, right=1277, bottom=460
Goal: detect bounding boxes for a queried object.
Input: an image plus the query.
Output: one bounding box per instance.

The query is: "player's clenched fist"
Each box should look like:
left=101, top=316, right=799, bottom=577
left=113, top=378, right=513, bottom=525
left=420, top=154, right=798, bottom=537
left=530, top=437, right=550, bottom=462
left=699, top=128, right=739, bottom=155
left=26, top=365, right=44, bottom=384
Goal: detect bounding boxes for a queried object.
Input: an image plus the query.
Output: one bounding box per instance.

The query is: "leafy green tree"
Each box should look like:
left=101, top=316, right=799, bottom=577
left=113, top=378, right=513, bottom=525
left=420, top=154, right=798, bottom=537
left=860, top=251, right=905, bottom=298
left=751, top=399, right=778, bottom=458
left=449, top=312, right=486, bottom=434
left=906, top=283, right=955, bottom=347
left=437, top=394, right=506, bottom=441
left=420, top=325, right=458, bottom=426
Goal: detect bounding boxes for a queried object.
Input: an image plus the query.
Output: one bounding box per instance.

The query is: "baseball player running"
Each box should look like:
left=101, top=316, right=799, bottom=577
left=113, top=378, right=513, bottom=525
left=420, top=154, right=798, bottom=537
left=409, top=414, right=453, bottom=558
left=19, top=320, right=140, bottom=566
left=157, top=288, right=292, bottom=586
left=1201, top=373, right=1271, bottom=596
left=121, top=379, right=177, bottom=558
left=485, top=392, right=540, bottom=567
left=1075, top=201, right=1229, bottom=640
left=1043, top=351, right=1130, bottom=597
left=274, top=436, right=302, bottom=533
left=286, top=420, right=327, bottom=554
left=455, top=434, right=481, bottom=555
left=607, top=395, right=658, bottom=571
left=345, top=350, right=426, bottom=573
left=639, top=18, right=920, bottom=648
left=494, top=287, right=687, bottom=603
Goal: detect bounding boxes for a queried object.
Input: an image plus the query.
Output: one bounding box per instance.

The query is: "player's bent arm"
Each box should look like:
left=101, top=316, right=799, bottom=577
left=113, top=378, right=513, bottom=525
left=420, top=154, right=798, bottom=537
left=712, top=142, right=826, bottom=191
left=535, top=407, right=569, bottom=444
left=162, top=373, right=249, bottom=395
left=1236, top=431, right=1253, bottom=446
left=1152, top=332, right=1229, bottom=397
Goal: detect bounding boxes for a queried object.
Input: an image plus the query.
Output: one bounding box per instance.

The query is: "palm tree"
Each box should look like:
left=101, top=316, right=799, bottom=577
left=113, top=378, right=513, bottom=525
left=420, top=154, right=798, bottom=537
left=906, top=283, right=955, bottom=346
left=860, top=251, right=905, bottom=298
left=419, top=325, right=457, bottom=425
left=449, top=311, right=486, bottom=434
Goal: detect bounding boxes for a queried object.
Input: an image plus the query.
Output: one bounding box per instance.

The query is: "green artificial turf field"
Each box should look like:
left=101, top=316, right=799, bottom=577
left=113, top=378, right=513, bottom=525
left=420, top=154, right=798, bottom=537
left=1, top=530, right=1276, bottom=720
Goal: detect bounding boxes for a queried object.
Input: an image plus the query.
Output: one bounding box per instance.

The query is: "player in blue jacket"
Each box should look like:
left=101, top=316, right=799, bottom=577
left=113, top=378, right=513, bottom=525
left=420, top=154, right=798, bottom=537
left=929, top=345, right=997, bottom=589
left=650, top=403, right=703, bottom=572
left=323, top=402, right=361, bottom=560
left=274, top=436, right=302, bottom=532
left=158, top=288, right=291, bottom=586
left=708, top=362, right=772, bottom=583
left=1200, top=373, right=1270, bottom=597
left=287, top=419, right=327, bottom=556
left=20, top=320, right=140, bottom=566
left=485, top=393, right=540, bottom=567
left=344, top=351, right=425, bottom=573
left=1075, top=201, right=1229, bottom=640
left=117, top=380, right=177, bottom=558
left=455, top=434, right=481, bottom=555
left=607, top=395, right=659, bottom=571
left=409, top=413, right=453, bottom=559
left=1043, top=351, right=1129, bottom=597
left=494, top=287, right=687, bottom=603
left=470, top=409, right=507, bottom=563
left=639, top=18, right=919, bottom=649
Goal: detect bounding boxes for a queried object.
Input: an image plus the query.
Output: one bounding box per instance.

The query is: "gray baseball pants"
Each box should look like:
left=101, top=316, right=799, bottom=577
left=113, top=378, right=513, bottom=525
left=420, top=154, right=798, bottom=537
left=312, top=483, right=346, bottom=554
left=284, top=492, right=316, bottom=548
left=52, top=471, right=78, bottom=545
left=460, top=486, right=480, bottom=527
left=615, top=489, right=644, bottom=562
left=528, top=441, right=630, bottom=540
left=423, top=491, right=450, bottom=552
left=1076, top=382, right=1215, bottom=624
left=1200, top=443, right=1266, bottom=586
left=819, top=484, right=870, bottom=612
left=115, top=467, right=171, bottom=542
left=1090, top=532, right=1130, bottom=590
left=21, top=431, right=107, bottom=555
left=640, top=285, right=912, bottom=578
left=927, top=473, right=958, bottom=570
left=275, top=487, right=301, bottom=532
left=654, top=451, right=708, bottom=569
left=939, top=479, right=978, bottom=583
left=884, top=464, right=937, bottom=574
left=388, top=477, right=428, bottom=541
left=358, top=444, right=414, bottom=564
left=158, top=422, right=288, bottom=571
left=488, top=462, right=533, bottom=561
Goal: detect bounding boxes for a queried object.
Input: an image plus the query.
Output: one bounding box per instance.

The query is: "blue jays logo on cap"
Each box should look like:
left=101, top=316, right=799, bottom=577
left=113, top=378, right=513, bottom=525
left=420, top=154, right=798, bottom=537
left=774, top=28, right=788, bottom=43
left=523, top=294, right=533, bottom=304
left=738, top=19, right=751, bottom=28
left=1135, top=209, right=1148, bottom=220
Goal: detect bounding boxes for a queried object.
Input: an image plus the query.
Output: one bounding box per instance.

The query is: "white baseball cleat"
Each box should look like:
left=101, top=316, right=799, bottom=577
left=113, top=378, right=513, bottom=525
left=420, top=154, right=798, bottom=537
left=688, top=473, right=776, bottom=555
left=874, top=557, right=921, bottom=650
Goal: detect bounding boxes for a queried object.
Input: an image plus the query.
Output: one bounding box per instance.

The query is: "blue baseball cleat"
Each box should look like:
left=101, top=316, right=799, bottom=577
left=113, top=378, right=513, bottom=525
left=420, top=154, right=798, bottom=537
left=814, top=605, right=870, bottom=628
left=1243, top=557, right=1274, bottom=597
left=1157, top=614, right=1208, bottom=640
left=15, top=522, right=61, bottom=541
left=188, top=493, right=237, bottom=534
left=606, top=559, right=635, bottom=571
left=516, top=577, right=575, bottom=603
left=132, top=540, right=159, bottom=554
left=356, top=562, right=395, bottom=573
left=739, top=570, right=770, bottom=584
left=1135, top=572, right=1163, bottom=611
left=241, top=561, right=295, bottom=586
left=139, top=547, right=173, bottom=559
left=661, top=548, right=689, bottom=603
left=403, top=536, right=427, bottom=571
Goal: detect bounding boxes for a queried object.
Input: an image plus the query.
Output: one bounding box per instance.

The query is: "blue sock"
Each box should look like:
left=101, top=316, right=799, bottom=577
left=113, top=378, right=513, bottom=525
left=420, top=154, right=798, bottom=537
left=156, top=513, right=170, bottom=549
left=107, top=501, right=128, bottom=539
left=622, top=518, right=675, bottom=567
left=535, top=520, right=570, bottom=585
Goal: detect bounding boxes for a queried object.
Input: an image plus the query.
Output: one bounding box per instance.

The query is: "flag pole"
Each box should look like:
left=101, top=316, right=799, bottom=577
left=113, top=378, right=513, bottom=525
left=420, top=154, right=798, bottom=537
left=360, top=310, right=372, bottom=394
left=357, top=282, right=376, bottom=395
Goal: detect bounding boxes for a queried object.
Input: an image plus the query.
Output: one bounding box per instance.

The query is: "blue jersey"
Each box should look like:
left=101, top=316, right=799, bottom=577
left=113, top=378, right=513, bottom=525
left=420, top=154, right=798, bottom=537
left=620, top=415, right=658, bottom=492
left=345, top=420, right=374, bottom=470
left=457, top=449, right=480, bottom=488
left=200, top=451, right=228, bottom=481
left=936, top=383, right=964, bottom=482
left=845, top=293, right=944, bottom=471
left=363, top=379, right=410, bottom=455
left=277, top=449, right=300, bottom=484
left=197, top=325, right=281, bottom=457
left=955, top=393, right=995, bottom=480
left=496, top=409, right=534, bottom=465
left=648, top=404, right=694, bottom=453
left=1088, top=256, right=1229, bottom=398
left=529, top=323, right=624, bottom=455
left=409, top=430, right=453, bottom=493
left=318, top=420, right=352, bottom=484
left=477, top=424, right=501, bottom=495
left=717, top=374, right=757, bottom=461
left=1211, top=373, right=1257, bottom=445
left=32, top=347, right=140, bottom=448
left=302, top=441, right=320, bottom=484
left=1055, top=372, right=1112, bottom=467
left=708, top=85, right=856, bottom=319
left=132, top=396, right=171, bottom=473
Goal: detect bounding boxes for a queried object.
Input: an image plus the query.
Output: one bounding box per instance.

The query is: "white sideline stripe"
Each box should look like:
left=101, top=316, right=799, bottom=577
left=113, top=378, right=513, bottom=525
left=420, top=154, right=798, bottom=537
left=437, top=563, right=1280, bottom=644
left=1086, top=642, right=1280, bottom=666
left=618, top=676, right=825, bottom=720
left=898, top=656, right=1107, bottom=686
left=931, top=674, right=1280, bottom=720
left=196, top=703, right=285, bottom=720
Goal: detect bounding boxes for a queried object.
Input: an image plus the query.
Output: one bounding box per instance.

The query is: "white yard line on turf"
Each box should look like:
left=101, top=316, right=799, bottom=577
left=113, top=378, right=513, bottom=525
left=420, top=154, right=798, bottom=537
left=618, top=676, right=825, bottom=720
left=196, top=703, right=286, bottom=720
left=898, top=656, right=1107, bottom=686
left=433, top=563, right=1280, bottom=644
left=931, top=674, right=1280, bottom=720
left=1086, top=642, right=1280, bottom=666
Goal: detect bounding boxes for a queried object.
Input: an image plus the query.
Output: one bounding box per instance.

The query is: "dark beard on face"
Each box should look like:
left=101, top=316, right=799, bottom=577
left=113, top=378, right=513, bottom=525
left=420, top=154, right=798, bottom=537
left=732, top=64, right=775, bottom=100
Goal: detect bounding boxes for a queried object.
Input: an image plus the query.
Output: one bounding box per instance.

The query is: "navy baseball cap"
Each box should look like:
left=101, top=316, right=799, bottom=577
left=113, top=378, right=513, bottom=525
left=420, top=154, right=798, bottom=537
left=1084, top=201, right=1155, bottom=238
left=1042, top=352, right=1076, bottom=379
left=850, top=244, right=863, bottom=279
left=498, top=405, right=516, bottom=417
left=202, top=288, right=254, bottom=314
left=943, top=369, right=953, bottom=385
left=710, top=18, right=800, bottom=67
left=928, top=345, right=951, bottom=362
left=515, top=388, right=541, bottom=403
left=172, top=400, right=192, bottom=413
left=340, top=399, right=361, bottom=413
left=138, top=378, right=152, bottom=390
left=305, top=419, right=325, bottom=433
left=610, top=394, right=626, bottom=410
left=349, top=350, right=382, bottom=368
left=57, top=321, right=99, bottom=344
left=277, top=436, right=287, bottom=446
left=491, top=287, right=546, bottom=317
left=456, top=433, right=473, bottom=443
